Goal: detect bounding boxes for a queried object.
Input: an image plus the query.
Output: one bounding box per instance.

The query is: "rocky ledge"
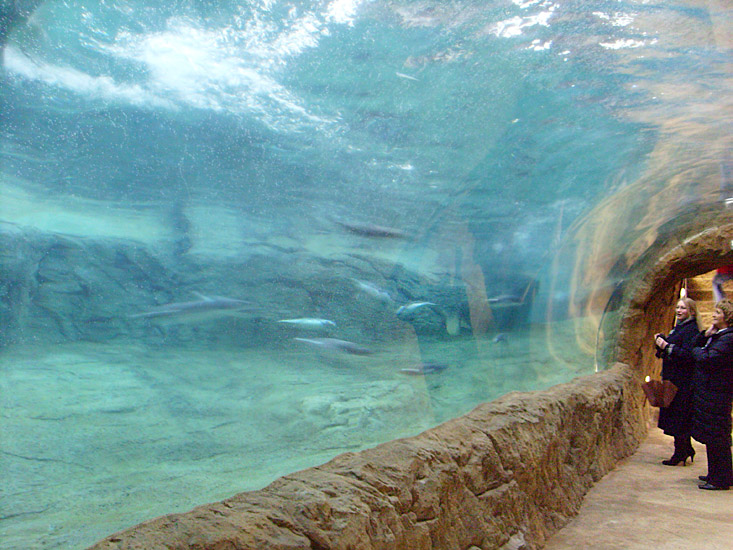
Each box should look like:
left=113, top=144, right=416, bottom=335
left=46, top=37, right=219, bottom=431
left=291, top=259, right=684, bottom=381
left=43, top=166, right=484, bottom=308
left=89, top=363, right=645, bottom=550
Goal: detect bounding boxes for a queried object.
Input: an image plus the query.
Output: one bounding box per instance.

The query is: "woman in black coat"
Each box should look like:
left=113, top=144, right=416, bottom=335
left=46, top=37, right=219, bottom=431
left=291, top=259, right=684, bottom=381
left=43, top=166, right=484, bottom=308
left=654, top=297, right=702, bottom=465
left=691, top=298, right=733, bottom=490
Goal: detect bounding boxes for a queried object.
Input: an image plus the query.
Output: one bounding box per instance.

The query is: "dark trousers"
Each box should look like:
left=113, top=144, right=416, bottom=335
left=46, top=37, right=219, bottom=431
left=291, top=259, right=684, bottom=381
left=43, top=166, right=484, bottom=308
left=706, top=441, right=733, bottom=488
left=673, top=435, right=693, bottom=457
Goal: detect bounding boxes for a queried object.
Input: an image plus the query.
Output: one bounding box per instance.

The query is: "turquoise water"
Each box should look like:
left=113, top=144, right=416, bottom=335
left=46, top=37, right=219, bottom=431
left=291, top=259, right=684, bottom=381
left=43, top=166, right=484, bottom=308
left=1, top=327, right=591, bottom=548
left=1, top=1, right=729, bottom=548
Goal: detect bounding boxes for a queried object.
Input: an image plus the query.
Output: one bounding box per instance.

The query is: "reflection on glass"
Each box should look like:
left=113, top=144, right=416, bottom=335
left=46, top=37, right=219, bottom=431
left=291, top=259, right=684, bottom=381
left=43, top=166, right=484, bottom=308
left=0, top=1, right=729, bottom=548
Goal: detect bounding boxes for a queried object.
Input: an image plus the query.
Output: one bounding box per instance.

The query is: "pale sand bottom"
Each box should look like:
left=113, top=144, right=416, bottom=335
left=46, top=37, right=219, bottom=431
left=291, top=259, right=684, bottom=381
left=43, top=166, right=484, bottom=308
left=0, top=322, right=592, bottom=549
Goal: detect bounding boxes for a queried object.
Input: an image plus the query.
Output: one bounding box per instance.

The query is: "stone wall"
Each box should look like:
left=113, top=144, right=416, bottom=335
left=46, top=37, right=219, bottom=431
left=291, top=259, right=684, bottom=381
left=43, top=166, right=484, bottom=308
left=89, top=363, right=645, bottom=550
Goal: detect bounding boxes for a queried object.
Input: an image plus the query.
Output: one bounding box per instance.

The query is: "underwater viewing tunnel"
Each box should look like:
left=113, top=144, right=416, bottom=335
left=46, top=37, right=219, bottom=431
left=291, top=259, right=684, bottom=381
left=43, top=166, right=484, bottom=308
left=1, top=1, right=731, bottom=549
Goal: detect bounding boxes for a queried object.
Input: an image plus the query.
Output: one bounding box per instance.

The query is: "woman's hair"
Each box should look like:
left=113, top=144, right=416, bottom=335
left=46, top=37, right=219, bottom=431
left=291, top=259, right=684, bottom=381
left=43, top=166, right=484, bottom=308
left=677, top=297, right=702, bottom=330
left=715, top=299, right=733, bottom=326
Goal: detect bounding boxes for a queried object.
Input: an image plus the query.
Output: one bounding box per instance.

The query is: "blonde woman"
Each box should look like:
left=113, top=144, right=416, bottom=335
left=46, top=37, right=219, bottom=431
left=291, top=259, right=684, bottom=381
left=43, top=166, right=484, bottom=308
left=654, top=297, right=701, bottom=465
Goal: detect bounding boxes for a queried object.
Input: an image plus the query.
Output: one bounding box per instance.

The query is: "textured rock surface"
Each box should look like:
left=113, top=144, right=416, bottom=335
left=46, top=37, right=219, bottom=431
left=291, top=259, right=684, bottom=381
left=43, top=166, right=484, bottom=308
left=0, top=223, right=535, bottom=348
left=89, top=363, right=643, bottom=550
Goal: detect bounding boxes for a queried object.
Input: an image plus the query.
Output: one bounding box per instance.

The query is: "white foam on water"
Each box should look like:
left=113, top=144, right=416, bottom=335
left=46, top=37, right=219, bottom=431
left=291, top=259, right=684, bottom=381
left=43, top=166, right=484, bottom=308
left=490, top=4, right=556, bottom=38
left=2, top=1, right=371, bottom=133
left=102, top=15, right=333, bottom=131
left=594, top=11, right=635, bottom=27
left=2, top=46, right=176, bottom=110
left=527, top=39, right=553, bottom=51
left=512, top=0, right=550, bottom=9
left=599, top=38, right=653, bottom=50
left=325, top=0, right=364, bottom=26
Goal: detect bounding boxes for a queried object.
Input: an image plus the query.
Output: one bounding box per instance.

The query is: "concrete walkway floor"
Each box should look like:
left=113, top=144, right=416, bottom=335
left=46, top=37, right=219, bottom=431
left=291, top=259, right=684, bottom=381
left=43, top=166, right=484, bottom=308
left=544, top=428, right=733, bottom=550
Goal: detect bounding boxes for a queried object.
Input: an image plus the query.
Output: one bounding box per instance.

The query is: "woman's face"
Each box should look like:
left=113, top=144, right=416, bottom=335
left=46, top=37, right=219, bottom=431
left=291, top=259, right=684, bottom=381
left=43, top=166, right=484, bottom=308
left=712, top=308, right=729, bottom=329
left=675, top=300, right=691, bottom=322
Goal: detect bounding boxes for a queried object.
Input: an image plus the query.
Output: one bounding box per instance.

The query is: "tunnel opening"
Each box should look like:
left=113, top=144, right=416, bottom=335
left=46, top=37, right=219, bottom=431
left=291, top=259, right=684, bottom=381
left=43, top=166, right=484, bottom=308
left=612, top=222, right=733, bottom=380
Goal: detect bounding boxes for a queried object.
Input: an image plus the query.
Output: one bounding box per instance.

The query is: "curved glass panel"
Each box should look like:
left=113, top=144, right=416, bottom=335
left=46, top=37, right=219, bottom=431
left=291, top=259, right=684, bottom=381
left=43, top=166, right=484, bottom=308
left=1, top=1, right=729, bottom=547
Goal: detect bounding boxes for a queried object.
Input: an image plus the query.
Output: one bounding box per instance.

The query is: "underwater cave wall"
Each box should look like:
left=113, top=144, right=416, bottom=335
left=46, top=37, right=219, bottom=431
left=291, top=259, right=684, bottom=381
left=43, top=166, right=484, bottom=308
left=0, top=223, right=470, bottom=348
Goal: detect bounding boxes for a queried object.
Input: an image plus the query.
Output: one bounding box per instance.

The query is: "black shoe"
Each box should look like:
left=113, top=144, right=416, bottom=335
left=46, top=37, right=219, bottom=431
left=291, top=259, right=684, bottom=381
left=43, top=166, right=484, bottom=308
left=698, top=482, right=729, bottom=491
left=699, top=475, right=709, bottom=482
left=662, top=452, right=694, bottom=466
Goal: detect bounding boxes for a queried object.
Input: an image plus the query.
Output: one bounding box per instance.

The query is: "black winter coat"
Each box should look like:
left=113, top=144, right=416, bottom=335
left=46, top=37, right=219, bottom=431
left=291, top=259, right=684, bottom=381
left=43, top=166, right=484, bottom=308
left=656, top=318, right=699, bottom=437
left=690, top=327, right=733, bottom=446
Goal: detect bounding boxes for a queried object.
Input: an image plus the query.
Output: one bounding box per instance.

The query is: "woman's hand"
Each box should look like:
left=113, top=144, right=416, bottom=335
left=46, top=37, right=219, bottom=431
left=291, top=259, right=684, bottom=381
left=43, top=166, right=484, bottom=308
left=705, top=325, right=718, bottom=337
left=654, top=334, right=668, bottom=350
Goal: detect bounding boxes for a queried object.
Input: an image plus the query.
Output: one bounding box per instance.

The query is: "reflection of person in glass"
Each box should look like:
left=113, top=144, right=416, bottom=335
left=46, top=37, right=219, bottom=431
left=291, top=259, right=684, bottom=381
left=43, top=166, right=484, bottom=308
left=653, top=297, right=701, bottom=466
left=691, top=299, right=733, bottom=490
left=712, top=264, right=733, bottom=302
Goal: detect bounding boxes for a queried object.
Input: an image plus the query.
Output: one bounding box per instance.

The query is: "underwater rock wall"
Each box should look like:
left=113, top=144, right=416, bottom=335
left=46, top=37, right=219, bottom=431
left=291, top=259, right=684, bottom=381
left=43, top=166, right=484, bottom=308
left=1, top=223, right=522, bottom=348
left=1, top=224, right=184, bottom=346
left=88, top=363, right=644, bottom=550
